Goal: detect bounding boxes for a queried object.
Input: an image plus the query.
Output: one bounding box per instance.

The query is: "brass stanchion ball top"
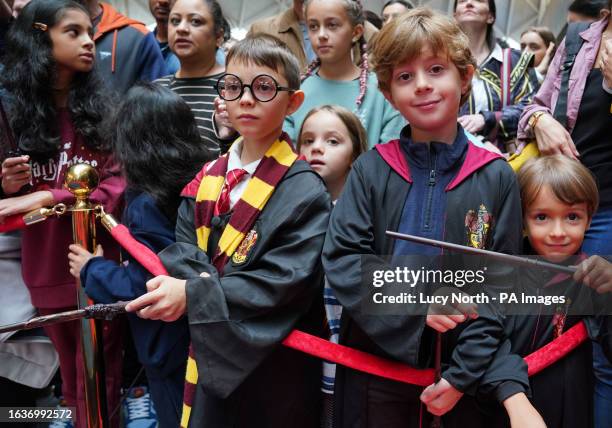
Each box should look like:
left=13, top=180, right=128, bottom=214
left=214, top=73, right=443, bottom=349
left=64, top=164, right=99, bottom=198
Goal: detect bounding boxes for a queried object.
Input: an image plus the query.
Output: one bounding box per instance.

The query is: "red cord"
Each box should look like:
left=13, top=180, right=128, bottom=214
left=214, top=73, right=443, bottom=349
left=0, top=214, right=26, bottom=233
left=107, top=220, right=590, bottom=384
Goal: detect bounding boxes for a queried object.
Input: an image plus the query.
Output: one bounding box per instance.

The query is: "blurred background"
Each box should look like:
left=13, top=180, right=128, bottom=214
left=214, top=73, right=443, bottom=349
left=107, top=0, right=573, bottom=45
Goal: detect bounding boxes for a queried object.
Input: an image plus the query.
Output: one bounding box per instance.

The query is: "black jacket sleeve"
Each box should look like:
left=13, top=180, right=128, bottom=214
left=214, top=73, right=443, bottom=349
left=476, top=314, right=530, bottom=404
left=323, top=159, right=426, bottom=367
left=441, top=162, right=523, bottom=394
left=158, top=177, right=331, bottom=398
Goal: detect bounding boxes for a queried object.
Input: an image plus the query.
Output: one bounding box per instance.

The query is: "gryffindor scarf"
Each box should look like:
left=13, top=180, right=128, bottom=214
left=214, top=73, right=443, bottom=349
left=180, top=133, right=297, bottom=427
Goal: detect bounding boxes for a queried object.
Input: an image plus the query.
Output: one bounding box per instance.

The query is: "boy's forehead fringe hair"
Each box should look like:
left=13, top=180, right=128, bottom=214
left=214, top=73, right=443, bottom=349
left=368, top=7, right=476, bottom=105
left=518, top=155, right=599, bottom=218
left=225, top=35, right=301, bottom=90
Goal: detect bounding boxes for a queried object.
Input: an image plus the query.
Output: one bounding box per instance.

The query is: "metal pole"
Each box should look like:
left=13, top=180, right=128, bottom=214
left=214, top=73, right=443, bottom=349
left=65, top=164, right=108, bottom=428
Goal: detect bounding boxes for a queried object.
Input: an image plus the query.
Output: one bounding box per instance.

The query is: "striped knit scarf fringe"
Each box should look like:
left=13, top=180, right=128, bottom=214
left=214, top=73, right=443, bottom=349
left=180, top=134, right=298, bottom=427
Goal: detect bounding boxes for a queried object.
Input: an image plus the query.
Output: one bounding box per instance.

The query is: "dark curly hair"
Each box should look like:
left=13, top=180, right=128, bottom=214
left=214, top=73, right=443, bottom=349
left=1, top=0, right=111, bottom=159
left=112, top=82, right=213, bottom=222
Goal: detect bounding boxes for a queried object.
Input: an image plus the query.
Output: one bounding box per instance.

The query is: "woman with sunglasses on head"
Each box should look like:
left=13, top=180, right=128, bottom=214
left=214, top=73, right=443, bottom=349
left=155, top=0, right=233, bottom=156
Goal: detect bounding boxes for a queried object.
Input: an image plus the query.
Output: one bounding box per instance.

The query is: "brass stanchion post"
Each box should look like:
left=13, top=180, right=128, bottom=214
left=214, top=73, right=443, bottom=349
left=65, top=164, right=108, bottom=428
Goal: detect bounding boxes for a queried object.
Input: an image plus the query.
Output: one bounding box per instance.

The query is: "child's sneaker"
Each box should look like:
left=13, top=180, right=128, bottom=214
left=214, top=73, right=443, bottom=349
left=48, top=420, right=74, bottom=428
left=122, top=386, right=158, bottom=428
left=47, top=397, right=73, bottom=428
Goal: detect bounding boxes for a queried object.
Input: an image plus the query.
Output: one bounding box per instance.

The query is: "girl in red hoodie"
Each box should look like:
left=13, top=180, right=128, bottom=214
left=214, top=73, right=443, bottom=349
left=0, top=1, right=125, bottom=426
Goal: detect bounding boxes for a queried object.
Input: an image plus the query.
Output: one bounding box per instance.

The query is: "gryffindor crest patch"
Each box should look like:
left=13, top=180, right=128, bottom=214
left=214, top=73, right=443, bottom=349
left=232, top=229, right=258, bottom=265
left=465, top=204, right=492, bottom=249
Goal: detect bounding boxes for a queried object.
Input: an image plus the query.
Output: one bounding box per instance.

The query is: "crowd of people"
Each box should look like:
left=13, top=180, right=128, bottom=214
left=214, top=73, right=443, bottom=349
left=0, top=0, right=612, bottom=427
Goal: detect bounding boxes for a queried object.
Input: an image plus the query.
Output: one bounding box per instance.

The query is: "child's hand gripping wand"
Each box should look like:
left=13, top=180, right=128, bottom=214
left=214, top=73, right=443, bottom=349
left=0, top=204, right=169, bottom=336
left=385, top=230, right=578, bottom=425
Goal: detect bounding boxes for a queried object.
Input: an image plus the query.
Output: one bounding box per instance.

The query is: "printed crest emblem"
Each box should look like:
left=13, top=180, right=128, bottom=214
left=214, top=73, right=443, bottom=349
left=465, top=204, right=492, bottom=249
left=232, top=229, right=258, bottom=265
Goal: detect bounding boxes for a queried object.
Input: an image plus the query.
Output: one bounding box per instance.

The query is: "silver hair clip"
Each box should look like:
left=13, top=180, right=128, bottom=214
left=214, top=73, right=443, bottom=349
left=32, top=22, right=48, bottom=31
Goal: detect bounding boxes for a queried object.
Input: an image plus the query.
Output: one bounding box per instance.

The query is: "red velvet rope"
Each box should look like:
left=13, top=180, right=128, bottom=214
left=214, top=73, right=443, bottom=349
left=0, top=214, right=26, bottom=233
left=524, top=321, right=588, bottom=376
left=109, top=224, right=169, bottom=276
left=281, top=330, right=435, bottom=385
left=108, top=221, right=590, bottom=384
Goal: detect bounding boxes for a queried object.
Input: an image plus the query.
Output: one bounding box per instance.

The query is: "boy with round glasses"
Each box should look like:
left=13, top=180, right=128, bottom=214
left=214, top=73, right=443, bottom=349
left=126, top=34, right=331, bottom=428
left=215, top=73, right=296, bottom=102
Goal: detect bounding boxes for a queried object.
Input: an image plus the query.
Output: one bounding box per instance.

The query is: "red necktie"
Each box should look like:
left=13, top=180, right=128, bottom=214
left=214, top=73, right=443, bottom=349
left=214, top=168, right=248, bottom=216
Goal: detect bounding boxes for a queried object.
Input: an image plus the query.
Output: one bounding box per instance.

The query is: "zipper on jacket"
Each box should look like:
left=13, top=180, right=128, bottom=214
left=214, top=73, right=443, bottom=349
left=423, top=144, right=437, bottom=231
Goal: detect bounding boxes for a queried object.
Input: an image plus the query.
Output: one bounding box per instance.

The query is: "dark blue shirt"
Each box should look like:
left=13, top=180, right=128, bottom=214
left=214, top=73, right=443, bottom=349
left=392, top=126, right=468, bottom=256
left=81, top=191, right=189, bottom=376
left=153, top=26, right=180, bottom=75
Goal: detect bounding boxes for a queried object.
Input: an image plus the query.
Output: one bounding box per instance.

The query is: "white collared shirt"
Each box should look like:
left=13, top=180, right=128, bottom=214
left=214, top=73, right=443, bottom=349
left=225, top=139, right=261, bottom=210
left=471, top=44, right=504, bottom=114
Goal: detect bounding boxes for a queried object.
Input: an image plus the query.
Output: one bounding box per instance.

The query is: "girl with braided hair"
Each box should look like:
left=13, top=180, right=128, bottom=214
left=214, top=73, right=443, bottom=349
left=283, top=0, right=404, bottom=148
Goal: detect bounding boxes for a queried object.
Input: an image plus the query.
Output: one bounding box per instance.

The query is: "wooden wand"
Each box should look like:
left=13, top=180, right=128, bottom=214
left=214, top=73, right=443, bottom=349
left=0, top=302, right=127, bottom=335
left=385, top=231, right=577, bottom=274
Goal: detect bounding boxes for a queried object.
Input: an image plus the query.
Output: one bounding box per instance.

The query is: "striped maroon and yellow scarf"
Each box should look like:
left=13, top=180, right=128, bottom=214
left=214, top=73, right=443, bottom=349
left=181, top=133, right=298, bottom=427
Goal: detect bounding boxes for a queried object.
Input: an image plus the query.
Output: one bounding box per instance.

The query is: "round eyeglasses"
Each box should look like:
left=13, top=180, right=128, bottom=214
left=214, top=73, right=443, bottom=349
left=215, top=73, right=296, bottom=103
